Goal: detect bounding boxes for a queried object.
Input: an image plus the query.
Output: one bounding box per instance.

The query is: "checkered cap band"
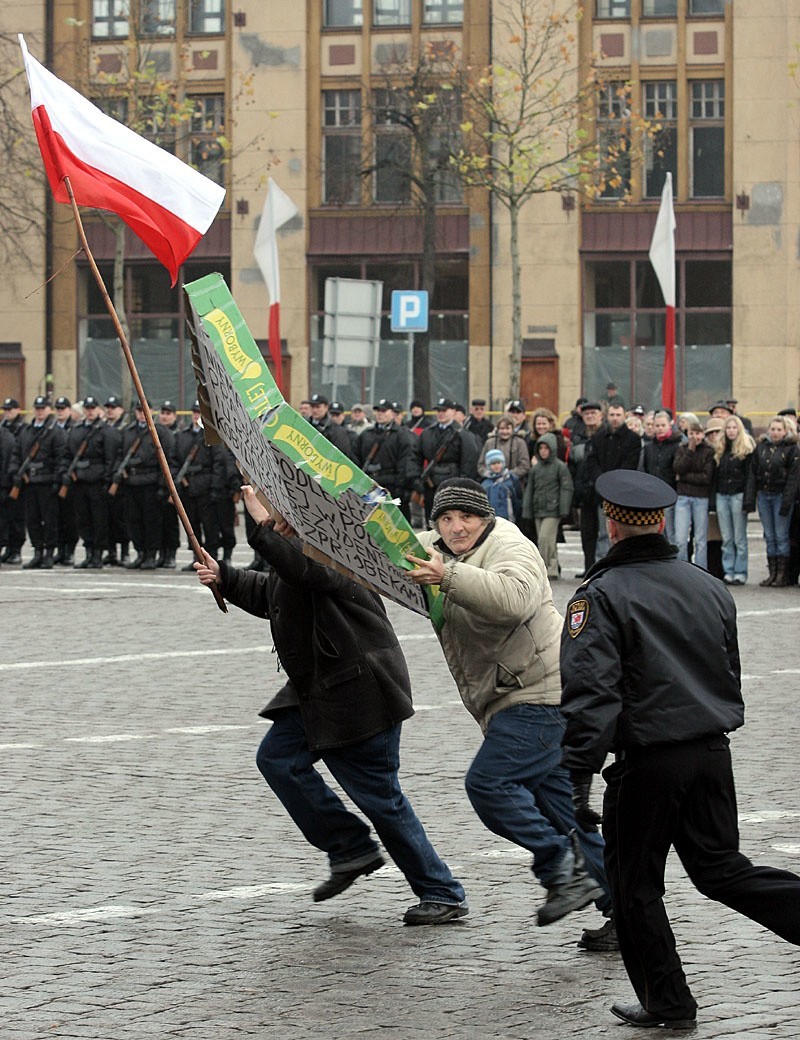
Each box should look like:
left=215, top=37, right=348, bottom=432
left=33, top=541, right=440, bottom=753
left=602, top=500, right=664, bottom=526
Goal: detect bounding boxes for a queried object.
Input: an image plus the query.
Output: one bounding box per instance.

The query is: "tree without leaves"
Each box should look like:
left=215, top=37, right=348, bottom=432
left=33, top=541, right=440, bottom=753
left=444, top=0, right=651, bottom=399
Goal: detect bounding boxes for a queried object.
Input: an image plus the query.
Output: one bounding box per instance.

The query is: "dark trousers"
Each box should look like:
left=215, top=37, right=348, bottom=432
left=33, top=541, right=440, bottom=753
left=161, top=498, right=180, bottom=552
left=579, top=502, right=598, bottom=571
left=211, top=497, right=236, bottom=557
left=107, top=488, right=128, bottom=551
left=603, top=737, right=800, bottom=1019
left=57, top=491, right=78, bottom=550
left=7, top=491, right=26, bottom=551
left=126, top=484, right=162, bottom=552
left=25, top=483, right=59, bottom=549
left=180, top=490, right=218, bottom=554
left=72, top=481, right=109, bottom=551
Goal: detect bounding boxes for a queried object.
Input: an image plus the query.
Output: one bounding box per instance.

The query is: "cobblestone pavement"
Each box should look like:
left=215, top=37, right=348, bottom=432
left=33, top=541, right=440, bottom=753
left=2, top=527, right=799, bottom=1039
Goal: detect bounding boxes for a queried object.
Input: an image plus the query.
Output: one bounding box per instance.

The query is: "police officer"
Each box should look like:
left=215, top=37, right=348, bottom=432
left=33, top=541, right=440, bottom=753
left=176, top=401, right=217, bottom=570
left=52, top=397, right=78, bottom=565
left=63, top=396, right=118, bottom=568
left=410, top=397, right=480, bottom=523
left=115, top=401, right=176, bottom=570
left=559, top=470, right=800, bottom=1031
left=354, top=400, right=415, bottom=517
left=209, top=440, right=240, bottom=565
left=0, top=419, right=15, bottom=563
left=1, top=398, right=26, bottom=563
left=308, top=393, right=356, bottom=460
left=103, top=396, right=129, bottom=565
left=11, top=397, right=67, bottom=569
left=157, top=401, right=181, bottom=568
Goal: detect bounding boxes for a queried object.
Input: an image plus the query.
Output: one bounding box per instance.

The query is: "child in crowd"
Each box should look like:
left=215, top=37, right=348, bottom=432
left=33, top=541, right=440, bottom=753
left=521, top=433, right=573, bottom=580
left=481, top=448, right=522, bottom=523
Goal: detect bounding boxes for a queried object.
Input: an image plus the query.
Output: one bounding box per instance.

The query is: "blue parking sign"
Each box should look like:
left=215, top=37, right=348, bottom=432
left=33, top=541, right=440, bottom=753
left=391, top=290, right=429, bottom=333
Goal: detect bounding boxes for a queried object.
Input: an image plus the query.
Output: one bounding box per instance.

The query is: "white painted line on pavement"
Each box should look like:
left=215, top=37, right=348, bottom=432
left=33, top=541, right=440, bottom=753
left=0, top=742, right=42, bottom=750
left=20, top=905, right=161, bottom=924
left=197, top=883, right=308, bottom=900
left=772, top=844, right=800, bottom=854
left=65, top=733, right=158, bottom=743
left=738, top=607, right=800, bottom=618
left=739, top=810, right=800, bottom=823
left=165, top=724, right=257, bottom=734
left=5, top=645, right=273, bottom=671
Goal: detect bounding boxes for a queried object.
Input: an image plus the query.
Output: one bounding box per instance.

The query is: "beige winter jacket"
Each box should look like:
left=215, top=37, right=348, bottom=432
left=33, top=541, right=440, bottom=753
left=416, top=517, right=564, bottom=731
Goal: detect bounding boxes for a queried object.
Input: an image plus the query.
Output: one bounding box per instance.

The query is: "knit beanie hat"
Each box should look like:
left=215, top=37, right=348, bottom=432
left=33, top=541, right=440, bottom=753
left=485, top=449, right=505, bottom=466
left=430, top=478, right=495, bottom=523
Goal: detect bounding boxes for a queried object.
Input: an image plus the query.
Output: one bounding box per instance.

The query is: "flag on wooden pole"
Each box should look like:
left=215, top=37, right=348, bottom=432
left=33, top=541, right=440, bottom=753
left=648, top=172, right=677, bottom=414
left=253, top=178, right=298, bottom=394
left=19, top=35, right=225, bottom=286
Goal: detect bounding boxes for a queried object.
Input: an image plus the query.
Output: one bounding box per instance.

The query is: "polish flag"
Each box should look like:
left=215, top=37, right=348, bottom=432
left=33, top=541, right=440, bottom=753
left=19, top=35, right=225, bottom=286
left=253, top=178, right=299, bottom=394
left=648, top=172, right=677, bottom=415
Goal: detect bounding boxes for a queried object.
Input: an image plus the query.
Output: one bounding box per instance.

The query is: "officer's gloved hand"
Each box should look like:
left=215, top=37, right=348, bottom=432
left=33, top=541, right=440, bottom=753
left=571, top=772, right=602, bottom=833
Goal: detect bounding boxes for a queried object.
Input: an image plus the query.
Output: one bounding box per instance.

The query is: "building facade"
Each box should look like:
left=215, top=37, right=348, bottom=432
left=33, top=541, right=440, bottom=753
left=1, top=1, right=798, bottom=418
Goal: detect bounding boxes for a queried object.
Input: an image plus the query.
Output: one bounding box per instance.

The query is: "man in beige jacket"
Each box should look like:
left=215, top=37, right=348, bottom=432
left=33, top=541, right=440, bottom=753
left=408, top=478, right=613, bottom=942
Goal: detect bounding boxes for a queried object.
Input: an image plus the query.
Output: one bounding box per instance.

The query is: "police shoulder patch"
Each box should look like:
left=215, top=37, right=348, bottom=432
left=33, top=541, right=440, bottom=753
left=568, top=598, right=589, bottom=639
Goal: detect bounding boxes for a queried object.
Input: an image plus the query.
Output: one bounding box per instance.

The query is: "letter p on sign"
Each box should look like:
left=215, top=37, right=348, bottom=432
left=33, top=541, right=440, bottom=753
left=391, top=290, right=429, bottom=333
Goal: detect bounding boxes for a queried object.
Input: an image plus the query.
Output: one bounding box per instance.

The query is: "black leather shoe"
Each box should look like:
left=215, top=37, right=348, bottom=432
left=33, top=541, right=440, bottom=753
left=312, top=855, right=385, bottom=902
left=610, top=1001, right=696, bottom=1030
left=577, top=916, right=618, bottom=952
left=403, top=900, right=469, bottom=925
left=4, top=551, right=22, bottom=565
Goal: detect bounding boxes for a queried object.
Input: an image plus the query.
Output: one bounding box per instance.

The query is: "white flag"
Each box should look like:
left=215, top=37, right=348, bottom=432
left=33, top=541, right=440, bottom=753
left=648, top=172, right=676, bottom=308
left=253, top=178, right=299, bottom=305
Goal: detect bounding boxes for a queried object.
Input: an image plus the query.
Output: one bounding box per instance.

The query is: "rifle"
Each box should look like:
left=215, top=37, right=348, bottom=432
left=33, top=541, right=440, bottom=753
left=59, top=437, right=90, bottom=498
left=412, top=426, right=459, bottom=505
left=10, top=420, right=55, bottom=500
left=108, top=434, right=142, bottom=496
left=175, top=441, right=201, bottom=488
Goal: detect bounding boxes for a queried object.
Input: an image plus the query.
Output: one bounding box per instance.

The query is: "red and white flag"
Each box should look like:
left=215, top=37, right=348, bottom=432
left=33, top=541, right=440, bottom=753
left=19, top=35, right=225, bottom=285
left=253, top=178, right=298, bottom=393
left=648, top=172, right=677, bottom=414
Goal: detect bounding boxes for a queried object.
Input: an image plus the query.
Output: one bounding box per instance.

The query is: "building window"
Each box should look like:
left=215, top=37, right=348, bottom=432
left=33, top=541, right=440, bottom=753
left=689, top=0, right=724, bottom=14
left=596, top=0, right=630, bottom=18
left=93, top=96, right=129, bottom=123
left=324, top=0, right=363, bottom=27
left=373, top=89, right=412, bottom=203
left=92, top=0, right=130, bottom=38
left=643, top=81, right=677, bottom=198
left=141, top=0, right=176, bottom=35
left=596, top=83, right=631, bottom=199
left=642, top=0, right=676, bottom=14
left=374, top=0, right=411, bottom=25
left=189, top=0, right=224, bottom=34
left=323, top=89, right=362, bottom=204
left=189, top=95, right=225, bottom=186
left=690, top=80, right=724, bottom=198
left=582, top=257, right=732, bottom=410
left=140, top=96, right=177, bottom=154
left=423, top=0, right=463, bottom=25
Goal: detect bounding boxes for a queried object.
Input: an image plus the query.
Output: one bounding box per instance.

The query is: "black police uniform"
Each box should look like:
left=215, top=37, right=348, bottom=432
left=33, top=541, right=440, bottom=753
left=560, top=471, right=800, bottom=1026
left=1, top=409, right=26, bottom=560
left=114, top=420, right=176, bottom=568
left=209, top=444, right=240, bottom=563
left=158, top=413, right=182, bottom=566
left=310, top=412, right=356, bottom=461
left=0, top=425, right=18, bottom=558
left=354, top=421, right=415, bottom=517
left=12, top=418, right=68, bottom=567
left=64, top=417, right=119, bottom=567
left=411, top=420, right=480, bottom=522
left=175, top=423, right=218, bottom=564
left=53, top=411, right=78, bottom=564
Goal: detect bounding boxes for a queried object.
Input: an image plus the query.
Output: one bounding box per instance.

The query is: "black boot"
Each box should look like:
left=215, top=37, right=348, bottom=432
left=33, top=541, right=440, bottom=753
left=63, top=547, right=75, bottom=567
left=161, top=549, right=176, bottom=569
left=774, top=556, right=790, bottom=587
left=74, top=547, right=93, bottom=569
left=102, top=549, right=119, bottom=567
left=87, top=549, right=104, bottom=569
left=23, top=549, right=43, bottom=570
left=125, top=552, right=144, bottom=569
left=40, top=549, right=55, bottom=570
left=760, top=556, right=778, bottom=586
left=4, top=550, right=22, bottom=565
left=140, top=550, right=158, bottom=570
left=52, top=545, right=65, bottom=566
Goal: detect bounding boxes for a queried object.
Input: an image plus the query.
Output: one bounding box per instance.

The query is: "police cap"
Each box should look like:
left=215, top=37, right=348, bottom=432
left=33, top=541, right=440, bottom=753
left=191, top=399, right=201, bottom=411
left=328, top=401, right=344, bottom=414
left=83, top=396, right=100, bottom=409
left=105, top=395, right=122, bottom=408
left=435, top=397, right=456, bottom=410
left=3, top=397, right=19, bottom=409
left=33, top=396, right=49, bottom=408
left=597, top=470, right=676, bottom=527
left=373, top=399, right=395, bottom=411
left=160, top=400, right=177, bottom=413
left=55, top=396, right=72, bottom=409
left=309, top=393, right=328, bottom=406
left=506, top=399, right=525, bottom=413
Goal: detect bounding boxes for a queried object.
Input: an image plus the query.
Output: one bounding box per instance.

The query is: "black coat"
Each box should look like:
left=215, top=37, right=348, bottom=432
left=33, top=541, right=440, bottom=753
left=354, top=422, right=415, bottom=493
left=411, top=421, right=480, bottom=487
left=560, top=534, right=743, bottom=775
left=643, top=432, right=682, bottom=488
left=219, top=523, right=414, bottom=750
left=310, top=415, right=357, bottom=461
left=65, top=419, right=119, bottom=485
left=585, top=422, right=640, bottom=502
left=746, top=438, right=799, bottom=513
left=673, top=441, right=715, bottom=498
left=11, top=420, right=68, bottom=485
left=176, top=426, right=214, bottom=495
left=114, top=421, right=175, bottom=487
left=715, top=445, right=755, bottom=502
left=0, top=425, right=15, bottom=490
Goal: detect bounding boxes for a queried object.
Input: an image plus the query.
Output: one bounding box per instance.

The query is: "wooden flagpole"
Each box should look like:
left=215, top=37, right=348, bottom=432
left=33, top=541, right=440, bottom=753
left=63, top=176, right=227, bottom=613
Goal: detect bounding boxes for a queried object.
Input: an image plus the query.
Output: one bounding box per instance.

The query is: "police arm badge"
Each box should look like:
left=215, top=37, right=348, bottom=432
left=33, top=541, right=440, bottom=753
left=568, top=598, right=589, bottom=639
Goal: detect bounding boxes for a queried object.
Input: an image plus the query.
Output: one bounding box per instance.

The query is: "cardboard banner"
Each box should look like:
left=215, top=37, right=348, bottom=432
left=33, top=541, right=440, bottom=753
left=185, top=272, right=437, bottom=618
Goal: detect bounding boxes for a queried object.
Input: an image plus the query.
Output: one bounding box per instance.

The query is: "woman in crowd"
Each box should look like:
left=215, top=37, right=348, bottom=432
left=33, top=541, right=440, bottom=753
left=673, top=419, right=715, bottom=569
left=746, top=414, right=799, bottom=587
left=477, top=413, right=531, bottom=487
left=643, top=410, right=683, bottom=543
left=529, top=408, right=568, bottom=461
left=713, top=414, right=755, bottom=586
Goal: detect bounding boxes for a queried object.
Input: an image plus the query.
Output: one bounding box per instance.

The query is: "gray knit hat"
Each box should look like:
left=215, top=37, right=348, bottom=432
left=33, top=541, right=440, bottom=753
left=430, top=478, right=494, bottom=523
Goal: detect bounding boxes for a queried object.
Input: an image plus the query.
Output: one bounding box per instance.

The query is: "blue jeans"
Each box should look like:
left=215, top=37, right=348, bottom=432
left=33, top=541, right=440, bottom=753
left=256, top=708, right=464, bottom=904
left=757, top=490, right=793, bottom=557
left=464, top=704, right=611, bottom=910
left=716, top=492, right=749, bottom=581
left=674, top=495, right=709, bottom=569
